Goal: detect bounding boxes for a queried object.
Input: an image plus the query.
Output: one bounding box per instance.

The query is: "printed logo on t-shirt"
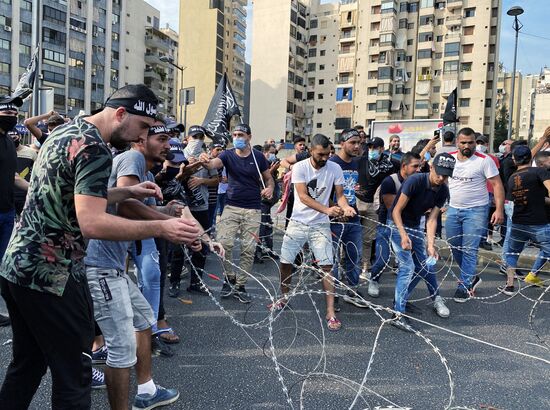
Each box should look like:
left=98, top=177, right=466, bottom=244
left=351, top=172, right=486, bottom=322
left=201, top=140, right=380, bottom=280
left=307, top=178, right=326, bottom=199
left=341, top=170, right=358, bottom=206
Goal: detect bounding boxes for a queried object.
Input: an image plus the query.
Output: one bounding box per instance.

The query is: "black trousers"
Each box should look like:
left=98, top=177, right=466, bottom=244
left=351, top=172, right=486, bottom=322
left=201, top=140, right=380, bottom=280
left=0, top=276, right=94, bottom=410
left=155, top=237, right=168, bottom=321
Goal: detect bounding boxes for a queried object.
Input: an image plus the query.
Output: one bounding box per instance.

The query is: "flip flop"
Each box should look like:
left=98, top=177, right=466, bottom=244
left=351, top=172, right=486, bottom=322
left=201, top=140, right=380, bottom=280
left=267, top=298, right=289, bottom=311
left=326, top=316, right=341, bottom=332
left=153, top=327, right=180, bottom=344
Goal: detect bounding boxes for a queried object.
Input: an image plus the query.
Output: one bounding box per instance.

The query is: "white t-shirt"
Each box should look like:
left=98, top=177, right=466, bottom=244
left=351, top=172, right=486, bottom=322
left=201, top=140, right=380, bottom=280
left=291, top=158, right=345, bottom=224
left=448, top=151, right=499, bottom=208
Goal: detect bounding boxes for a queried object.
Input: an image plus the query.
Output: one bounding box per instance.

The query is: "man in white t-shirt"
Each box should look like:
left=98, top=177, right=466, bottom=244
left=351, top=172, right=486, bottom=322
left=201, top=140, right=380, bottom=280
left=446, top=127, right=504, bottom=302
left=274, top=134, right=356, bottom=332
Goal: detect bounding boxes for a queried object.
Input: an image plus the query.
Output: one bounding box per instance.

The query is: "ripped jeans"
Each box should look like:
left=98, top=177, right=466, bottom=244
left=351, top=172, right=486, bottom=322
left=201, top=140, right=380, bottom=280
left=131, top=238, right=161, bottom=333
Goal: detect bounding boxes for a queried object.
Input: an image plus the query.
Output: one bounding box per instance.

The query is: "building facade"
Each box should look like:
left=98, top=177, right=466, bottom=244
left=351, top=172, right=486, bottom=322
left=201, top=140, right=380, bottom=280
left=250, top=0, right=501, bottom=143
left=178, top=0, right=247, bottom=129
left=495, top=66, right=521, bottom=138
left=0, top=0, right=177, bottom=118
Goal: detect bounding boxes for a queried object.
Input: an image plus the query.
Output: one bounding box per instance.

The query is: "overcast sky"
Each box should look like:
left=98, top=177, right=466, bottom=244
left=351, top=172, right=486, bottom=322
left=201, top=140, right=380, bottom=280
left=145, top=0, right=549, bottom=75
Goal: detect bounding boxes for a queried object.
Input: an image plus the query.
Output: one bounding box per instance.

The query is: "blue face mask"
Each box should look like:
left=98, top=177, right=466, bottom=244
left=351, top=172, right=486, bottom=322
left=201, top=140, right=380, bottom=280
left=233, top=138, right=247, bottom=150
left=268, top=153, right=277, bottom=162
left=368, top=150, right=380, bottom=161
left=424, top=152, right=431, bottom=161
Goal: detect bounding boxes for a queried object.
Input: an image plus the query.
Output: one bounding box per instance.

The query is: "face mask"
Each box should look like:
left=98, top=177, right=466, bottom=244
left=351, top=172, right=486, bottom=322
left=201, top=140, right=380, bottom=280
left=0, top=116, right=17, bottom=133
left=499, top=144, right=506, bottom=154
left=268, top=153, right=277, bottom=162
left=234, top=138, right=247, bottom=150
left=424, top=152, right=431, bottom=161
left=186, top=139, right=204, bottom=158
left=476, top=145, right=487, bottom=153
left=368, top=150, right=380, bottom=161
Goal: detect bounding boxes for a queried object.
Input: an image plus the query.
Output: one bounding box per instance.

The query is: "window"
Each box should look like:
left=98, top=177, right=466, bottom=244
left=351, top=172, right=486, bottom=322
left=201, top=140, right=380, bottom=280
left=307, top=91, right=314, bottom=100
left=399, top=2, right=408, bottom=12
left=294, top=90, right=302, bottom=99
left=319, top=64, right=325, bottom=70
left=0, top=39, right=10, bottom=50
left=318, top=79, right=324, bottom=85
left=418, top=32, right=433, bottom=42
left=417, top=49, right=431, bottom=59
left=70, top=58, right=85, bottom=69
left=21, top=0, right=31, bottom=11
left=444, top=42, right=460, bottom=57
left=437, top=18, right=444, bottom=25
left=490, top=26, right=497, bottom=36
left=376, top=100, right=391, bottom=112
left=443, top=60, right=459, bottom=73
left=408, top=2, right=418, bottom=12
left=70, top=18, right=87, bottom=33
left=43, top=5, right=66, bottom=24
left=310, top=19, right=318, bottom=29
left=336, top=87, right=353, bottom=101
left=436, top=35, right=443, bottom=42
left=308, top=48, right=317, bottom=57
left=317, top=108, right=323, bottom=114
left=433, top=86, right=440, bottom=93
left=435, top=52, right=442, bottom=59
left=112, top=32, right=119, bottom=41
left=407, top=39, right=413, bottom=46
left=112, top=14, right=119, bottom=24
left=415, top=100, right=429, bottom=109
left=112, top=50, right=119, bottom=60
left=491, top=7, right=498, bottom=18
left=19, top=44, right=31, bottom=55
left=320, top=50, right=326, bottom=56
left=69, top=78, right=85, bottom=88
left=335, top=118, right=351, bottom=129
left=432, top=103, right=439, bottom=110
left=295, top=76, right=303, bottom=86
left=460, top=62, right=472, bottom=71
left=378, top=67, right=393, bottom=80
left=43, top=49, right=65, bottom=63
left=377, top=83, right=392, bottom=95
left=381, top=1, right=397, bottom=14
left=420, top=0, right=434, bottom=8
left=316, top=123, right=322, bottom=128
left=0, top=62, right=9, bottom=74
left=368, top=87, right=377, bottom=95
left=43, top=28, right=67, bottom=45
left=420, top=15, right=433, bottom=25
left=368, top=103, right=377, bottom=111
left=68, top=98, right=84, bottom=109
left=489, top=44, right=496, bottom=54
left=395, top=84, right=404, bottom=94
left=288, top=71, right=295, bottom=83
left=459, top=98, right=470, bottom=107
left=485, top=98, right=492, bottom=108
left=380, top=33, right=396, bottom=46
left=20, top=22, right=32, bottom=34
left=461, top=80, right=471, bottom=90
left=307, top=63, right=316, bottom=71
left=462, top=44, right=473, bottom=54
left=43, top=70, right=65, bottom=84
left=318, top=93, right=324, bottom=99
left=399, top=18, right=407, bottom=29
left=463, top=26, right=474, bottom=36
left=407, top=23, right=414, bottom=29
left=464, top=8, right=475, bottom=18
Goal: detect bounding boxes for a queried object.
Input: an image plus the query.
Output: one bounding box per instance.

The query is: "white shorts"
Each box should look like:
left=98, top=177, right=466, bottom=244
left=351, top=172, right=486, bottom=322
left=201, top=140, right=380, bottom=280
left=280, top=220, right=333, bottom=266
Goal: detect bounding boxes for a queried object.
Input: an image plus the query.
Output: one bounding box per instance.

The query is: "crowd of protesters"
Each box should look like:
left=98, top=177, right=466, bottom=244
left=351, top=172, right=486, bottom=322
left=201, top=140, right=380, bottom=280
left=0, top=84, right=549, bottom=409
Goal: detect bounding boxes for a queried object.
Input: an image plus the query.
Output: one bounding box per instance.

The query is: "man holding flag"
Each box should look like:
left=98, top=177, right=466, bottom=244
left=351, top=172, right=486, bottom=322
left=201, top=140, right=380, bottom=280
left=202, top=124, right=275, bottom=303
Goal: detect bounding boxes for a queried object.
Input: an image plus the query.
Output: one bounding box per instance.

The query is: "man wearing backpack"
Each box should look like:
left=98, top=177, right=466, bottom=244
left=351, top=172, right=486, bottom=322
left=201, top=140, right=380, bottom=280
left=368, top=152, right=422, bottom=297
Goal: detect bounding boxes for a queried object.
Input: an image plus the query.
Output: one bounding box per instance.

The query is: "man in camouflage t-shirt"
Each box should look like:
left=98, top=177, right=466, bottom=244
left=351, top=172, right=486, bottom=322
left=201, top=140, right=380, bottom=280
left=0, top=85, right=201, bottom=409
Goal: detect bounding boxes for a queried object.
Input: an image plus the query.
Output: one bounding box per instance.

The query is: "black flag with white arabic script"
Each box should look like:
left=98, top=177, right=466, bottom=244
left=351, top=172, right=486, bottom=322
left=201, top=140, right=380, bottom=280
left=202, top=73, right=242, bottom=145
left=442, top=87, right=459, bottom=125
left=13, top=45, right=39, bottom=100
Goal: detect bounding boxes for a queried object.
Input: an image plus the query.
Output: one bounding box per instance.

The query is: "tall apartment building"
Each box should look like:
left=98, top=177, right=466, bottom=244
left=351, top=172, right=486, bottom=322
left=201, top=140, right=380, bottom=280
left=0, top=0, right=177, bottom=118
left=179, top=0, right=247, bottom=128
left=531, top=67, right=550, bottom=140
left=495, top=67, right=521, bottom=138
left=250, top=0, right=501, bottom=143
left=517, top=73, right=537, bottom=141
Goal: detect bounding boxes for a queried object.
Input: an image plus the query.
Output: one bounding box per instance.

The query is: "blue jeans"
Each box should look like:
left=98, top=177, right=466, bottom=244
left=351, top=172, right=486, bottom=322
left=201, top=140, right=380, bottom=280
left=217, top=193, right=227, bottom=216
left=445, top=205, right=489, bottom=289
left=505, top=224, right=550, bottom=270
left=370, top=223, right=392, bottom=282
left=131, top=238, right=161, bottom=332
left=331, top=216, right=362, bottom=287
left=501, top=202, right=514, bottom=268
left=0, top=209, right=15, bottom=260
left=389, top=222, right=439, bottom=313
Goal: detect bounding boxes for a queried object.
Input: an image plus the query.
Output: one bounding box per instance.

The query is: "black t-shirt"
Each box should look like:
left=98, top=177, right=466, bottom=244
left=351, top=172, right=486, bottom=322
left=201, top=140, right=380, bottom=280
left=357, top=153, right=400, bottom=203
left=500, top=154, right=516, bottom=193
left=507, top=167, right=550, bottom=225
left=378, top=173, right=404, bottom=223
left=0, top=133, right=17, bottom=213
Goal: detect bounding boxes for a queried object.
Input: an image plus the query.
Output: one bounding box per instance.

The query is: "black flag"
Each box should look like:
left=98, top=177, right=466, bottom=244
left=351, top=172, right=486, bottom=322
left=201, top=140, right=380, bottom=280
left=442, top=87, right=458, bottom=125
left=13, top=45, right=39, bottom=100
left=202, top=73, right=242, bottom=145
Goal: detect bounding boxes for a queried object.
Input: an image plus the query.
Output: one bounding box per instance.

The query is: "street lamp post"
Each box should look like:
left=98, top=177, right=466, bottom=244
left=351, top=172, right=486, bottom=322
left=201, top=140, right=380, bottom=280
left=506, top=6, right=524, bottom=140
left=159, top=56, right=186, bottom=128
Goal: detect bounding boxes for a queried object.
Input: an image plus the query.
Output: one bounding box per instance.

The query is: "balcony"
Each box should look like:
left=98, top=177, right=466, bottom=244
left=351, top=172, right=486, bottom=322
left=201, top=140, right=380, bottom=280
left=445, top=15, right=462, bottom=27
left=447, top=0, right=463, bottom=11
left=417, top=74, right=432, bottom=81
left=144, top=69, right=161, bottom=82
left=445, top=32, right=461, bottom=40
left=144, top=53, right=161, bottom=65
left=340, top=30, right=356, bottom=40
left=145, top=35, right=170, bottom=52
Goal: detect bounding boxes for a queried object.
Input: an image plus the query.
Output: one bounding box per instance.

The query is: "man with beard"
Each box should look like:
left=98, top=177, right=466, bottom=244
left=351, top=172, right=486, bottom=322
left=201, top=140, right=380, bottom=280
left=446, top=127, right=504, bottom=302
left=329, top=129, right=368, bottom=308
left=356, top=137, right=400, bottom=279
left=0, top=85, right=202, bottom=409
left=275, top=134, right=356, bottom=331
left=385, top=135, right=403, bottom=162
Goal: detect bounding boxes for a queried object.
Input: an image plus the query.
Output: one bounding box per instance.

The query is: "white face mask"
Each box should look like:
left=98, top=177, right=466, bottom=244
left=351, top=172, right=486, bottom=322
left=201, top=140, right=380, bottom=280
left=186, top=139, right=203, bottom=158
left=499, top=144, right=506, bottom=154
left=476, top=145, right=487, bottom=153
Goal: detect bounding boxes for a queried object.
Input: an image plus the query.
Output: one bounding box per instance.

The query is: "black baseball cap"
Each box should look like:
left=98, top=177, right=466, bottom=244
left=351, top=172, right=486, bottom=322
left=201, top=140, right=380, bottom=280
left=475, top=134, right=489, bottom=144
left=433, top=153, right=456, bottom=177
left=512, top=145, right=531, bottom=163
left=366, top=137, right=384, bottom=148
left=168, top=138, right=186, bottom=164
left=0, top=95, right=23, bottom=112
left=188, top=125, right=207, bottom=138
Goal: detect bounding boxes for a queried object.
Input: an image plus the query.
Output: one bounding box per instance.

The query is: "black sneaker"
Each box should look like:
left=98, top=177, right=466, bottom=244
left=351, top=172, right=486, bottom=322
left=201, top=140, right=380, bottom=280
left=515, top=269, right=527, bottom=278
left=390, top=314, right=416, bottom=333
left=470, top=276, right=482, bottom=294
left=497, top=284, right=516, bottom=296
left=453, top=287, right=470, bottom=303
left=0, top=313, right=10, bottom=327
left=220, top=279, right=235, bottom=298
left=343, top=289, right=369, bottom=308
left=168, top=282, right=180, bottom=298
left=187, top=283, right=209, bottom=295
left=233, top=286, right=252, bottom=304
left=151, top=335, right=174, bottom=357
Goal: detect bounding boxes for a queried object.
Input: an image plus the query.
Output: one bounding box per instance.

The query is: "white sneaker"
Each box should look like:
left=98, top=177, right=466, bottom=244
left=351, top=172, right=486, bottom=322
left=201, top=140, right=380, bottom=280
left=433, top=295, right=450, bottom=318
left=367, top=280, right=380, bottom=298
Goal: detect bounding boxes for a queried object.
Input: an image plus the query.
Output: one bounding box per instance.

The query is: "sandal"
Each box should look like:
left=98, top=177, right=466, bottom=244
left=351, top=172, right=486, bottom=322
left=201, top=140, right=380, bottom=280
left=153, top=327, right=180, bottom=344
left=326, top=316, right=341, bottom=332
left=267, top=297, right=289, bottom=311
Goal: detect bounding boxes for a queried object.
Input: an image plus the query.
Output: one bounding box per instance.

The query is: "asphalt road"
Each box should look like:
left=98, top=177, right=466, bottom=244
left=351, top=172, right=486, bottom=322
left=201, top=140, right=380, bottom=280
left=0, top=242, right=549, bottom=410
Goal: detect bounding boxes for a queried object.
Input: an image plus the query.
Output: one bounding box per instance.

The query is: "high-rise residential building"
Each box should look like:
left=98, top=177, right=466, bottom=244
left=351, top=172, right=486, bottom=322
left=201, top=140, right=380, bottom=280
left=495, top=66, right=522, bottom=138
left=517, top=73, right=537, bottom=141
left=179, top=0, right=247, bottom=129
left=532, top=67, right=550, bottom=140
left=250, top=0, right=501, bottom=143
left=0, top=0, right=176, bottom=118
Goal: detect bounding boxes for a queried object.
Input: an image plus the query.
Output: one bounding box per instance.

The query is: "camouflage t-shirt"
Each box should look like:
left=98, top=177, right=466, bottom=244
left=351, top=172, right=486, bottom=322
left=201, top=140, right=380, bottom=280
left=0, top=116, right=112, bottom=296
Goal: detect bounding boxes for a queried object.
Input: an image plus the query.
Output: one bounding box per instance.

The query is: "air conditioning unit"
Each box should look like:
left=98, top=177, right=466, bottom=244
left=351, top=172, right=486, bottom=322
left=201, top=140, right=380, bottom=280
left=4, top=26, right=12, bottom=32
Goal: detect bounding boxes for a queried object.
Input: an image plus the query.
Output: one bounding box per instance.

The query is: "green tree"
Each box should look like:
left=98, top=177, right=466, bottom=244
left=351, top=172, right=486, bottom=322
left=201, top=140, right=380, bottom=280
left=493, top=104, right=511, bottom=151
